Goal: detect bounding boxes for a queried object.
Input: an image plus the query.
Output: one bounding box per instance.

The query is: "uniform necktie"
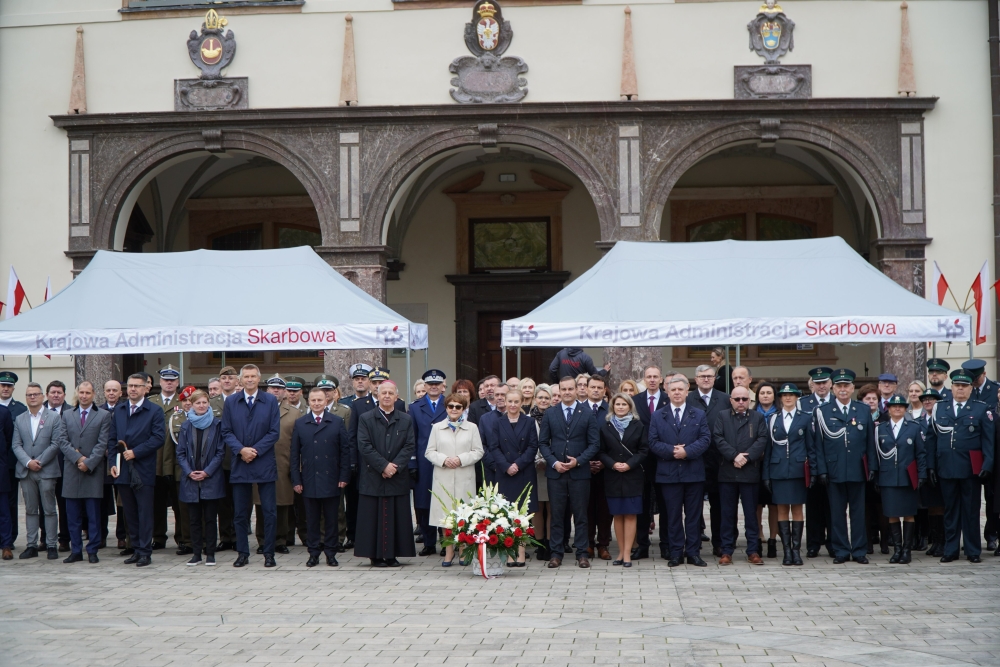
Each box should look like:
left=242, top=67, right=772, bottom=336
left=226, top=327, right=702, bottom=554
left=674, top=407, right=681, bottom=426
left=431, top=400, right=438, bottom=414
left=649, top=396, right=655, bottom=415
left=956, top=402, right=963, bottom=416
left=247, top=395, right=254, bottom=410
left=892, top=421, right=901, bottom=439
left=130, top=404, right=137, bottom=416
left=80, top=409, right=87, bottom=428
left=592, top=402, right=600, bottom=414
left=564, top=406, right=572, bottom=422
left=842, top=404, right=848, bottom=416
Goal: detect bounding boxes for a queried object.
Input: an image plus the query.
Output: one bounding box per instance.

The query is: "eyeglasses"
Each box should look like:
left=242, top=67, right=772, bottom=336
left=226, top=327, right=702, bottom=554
left=446, top=404, right=464, bottom=410
left=695, top=374, right=715, bottom=380
left=731, top=397, right=749, bottom=402
left=24, top=392, right=42, bottom=398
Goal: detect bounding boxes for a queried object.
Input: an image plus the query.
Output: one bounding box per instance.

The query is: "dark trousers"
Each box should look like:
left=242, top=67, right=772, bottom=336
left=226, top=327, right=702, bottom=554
left=636, top=467, right=665, bottom=550
left=983, top=482, right=997, bottom=542
left=414, top=506, right=435, bottom=549
left=256, top=504, right=290, bottom=547
left=152, top=475, right=177, bottom=545
left=587, top=473, right=612, bottom=549
left=345, top=476, right=359, bottom=541
left=704, top=478, right=722, bottom=549
left=175, top=482, right=190, bottom=547
left=233, top=482, right=275, bottom=557
left=100, top=483, right=116, bottom=544
left=827, top=481, right=867, bottom=559
left=548, top=476, right=590, bottom=560
left=217, top=469, right=236, bottom=544
left=186, top=499, right=218, bottom=557
left=0, top=491, right=12, bottom=548
left=65, top=497, right=102, bottom=555
left=719, top=482, right=760, bottom=557
left=806, top=480, right=833, bottom=552
left=119, top=484, right=155, bottom=558
left=305, top=495, right=339, bottom=558
left=940, top=477, right=982, bottom=558
left=659, top=482, right=704, bottom=559
left=113, top=485, right=129, bottom=545
left=291, top=492, right=308, bottom=544
left=6, top=471, right=17, bottom=544
left=40, top=476, right=70, bottom=547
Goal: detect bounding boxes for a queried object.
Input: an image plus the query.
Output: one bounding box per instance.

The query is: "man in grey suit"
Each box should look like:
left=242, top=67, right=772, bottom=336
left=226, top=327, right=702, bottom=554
left=11, top=382, right=68, bottom=559
left=60, top=381, right=111, bottom=563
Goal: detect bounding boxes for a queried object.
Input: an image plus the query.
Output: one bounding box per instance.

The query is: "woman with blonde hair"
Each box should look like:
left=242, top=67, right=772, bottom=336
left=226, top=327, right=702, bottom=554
left=618, top=379, right=640, bottom=397
left=598, top=392, right=648, bottom=567
left=530, top=383, right=554, bottom=560
left=518, top=377, right=536, bottom=412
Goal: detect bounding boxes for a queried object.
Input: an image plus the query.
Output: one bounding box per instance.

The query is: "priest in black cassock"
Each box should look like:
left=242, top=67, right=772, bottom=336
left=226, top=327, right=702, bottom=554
left=354, top=381, right=417, bottom=567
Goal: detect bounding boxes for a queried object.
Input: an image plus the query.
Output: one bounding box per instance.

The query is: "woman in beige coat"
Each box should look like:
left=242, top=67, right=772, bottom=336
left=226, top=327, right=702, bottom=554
left=425, top=393, right=484, bottom=566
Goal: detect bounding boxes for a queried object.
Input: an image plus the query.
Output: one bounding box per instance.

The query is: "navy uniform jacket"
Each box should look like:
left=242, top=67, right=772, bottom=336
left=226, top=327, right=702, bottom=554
left=106, top=400, right=165, bottom=487
left=0, top=405, right=13, bottom=494
left=813, top=400, right=877, bottom=483
left=875, top=419, right=928, bottom=489
left=763, top=409, right=816, bottom=482
left=409, top=395, right=447, bottom=509
left=290, top=411, right=351, bottom=498
left=928, top=399, right=995, bottom=479
left=931, top=386, right=953, bottom=402
left=1, top=399, right=27, bottom=419
left=538, top=401, right=600, bottom=481
left=648, top=404, right=711, bottom=484
left=221, top=391, right=281, bottom=484
left=798, top=393, right=832, bottom=415
left=489, top=414, right=538, bottom=503
left=972, top=378, right=999, bottom=412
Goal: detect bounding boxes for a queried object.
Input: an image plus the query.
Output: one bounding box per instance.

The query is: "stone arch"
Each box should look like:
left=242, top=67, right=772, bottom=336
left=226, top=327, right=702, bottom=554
left=643, top=119, right=906, bottom=243
left=365, top=124, right=616, bottom=249
left=90, top=129, right=337, bottom=252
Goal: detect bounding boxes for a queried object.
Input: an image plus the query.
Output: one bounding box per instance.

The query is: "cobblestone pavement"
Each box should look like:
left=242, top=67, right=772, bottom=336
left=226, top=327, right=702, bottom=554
left=1, top=507, right=998, bottom=667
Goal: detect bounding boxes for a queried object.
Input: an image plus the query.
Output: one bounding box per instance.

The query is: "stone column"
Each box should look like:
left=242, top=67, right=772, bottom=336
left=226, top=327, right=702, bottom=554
left=315, top=245, right=389, bottom=378
left=75, top=354, right=122, bottom=404
left=875, top=238, right=929, bottom=383
left=605, top=347, right=663, bottom=389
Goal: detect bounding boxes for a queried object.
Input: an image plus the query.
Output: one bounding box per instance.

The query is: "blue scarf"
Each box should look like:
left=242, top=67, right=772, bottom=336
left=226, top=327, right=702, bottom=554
left=447, top=416, right=465, bottom=432
left=611, top=414, right=632, bottom=438
left=756, top=404, right=777, bottom=419
left=187, top=408, right=214, bottom=430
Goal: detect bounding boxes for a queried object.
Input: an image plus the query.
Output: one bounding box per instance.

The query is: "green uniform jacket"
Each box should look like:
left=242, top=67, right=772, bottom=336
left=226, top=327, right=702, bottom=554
left=150, top=394, right=181, bottom=477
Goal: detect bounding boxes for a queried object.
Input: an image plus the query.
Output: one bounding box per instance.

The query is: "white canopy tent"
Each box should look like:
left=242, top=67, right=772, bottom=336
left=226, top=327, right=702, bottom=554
left=0, top=247, right=428, bottom=398
left=500, top=238, right=970, bottom=378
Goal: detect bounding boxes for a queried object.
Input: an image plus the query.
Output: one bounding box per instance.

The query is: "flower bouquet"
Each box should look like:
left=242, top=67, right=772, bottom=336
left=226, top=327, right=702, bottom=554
left=437, top=481, right=538, bottom=578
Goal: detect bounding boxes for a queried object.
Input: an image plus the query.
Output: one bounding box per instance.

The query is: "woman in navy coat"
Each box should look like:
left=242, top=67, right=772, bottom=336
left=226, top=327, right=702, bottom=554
left=175, top=390, right=225, bottom=566
left=762, top=383, right=815, bottom=566
left=488, top=389, right=538, bottom=566
left=876, top=395, right=927, bottom=564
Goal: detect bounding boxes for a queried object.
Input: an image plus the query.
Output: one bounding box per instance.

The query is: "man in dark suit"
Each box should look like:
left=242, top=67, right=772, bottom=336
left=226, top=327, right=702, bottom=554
left=291, top=388, right=351, bottom=567
left=687, top=364, right=729, bottom=557
left=583, top=375, right=611, bottom=560
left=477, top=383, right=508, bottom=485
left=649, top=374, right=711, bottom=567
left=633, top=366, right=668, bottom=560
left=222, top=364, right=281, bottom=568
left=409, top=369, right=448, bottom=556
left=798, top=366, right=835, bottom=558
left=99, top=380, right=127, bottom=551
left=467, top=375, right=500, bottom=426
left=538, top=376, right=600, bottom=568
left=107, top=373, right=165, bottom=567
left=0, top=371, right=27, bottom=549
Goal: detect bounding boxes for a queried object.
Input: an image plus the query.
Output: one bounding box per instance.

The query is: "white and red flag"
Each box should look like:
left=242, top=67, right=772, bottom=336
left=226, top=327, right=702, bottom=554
left=5, top=266, right=26, bottom=320
left=971, top=260, right=992, bottom=345
left=931, top=261, right=949, bottom=306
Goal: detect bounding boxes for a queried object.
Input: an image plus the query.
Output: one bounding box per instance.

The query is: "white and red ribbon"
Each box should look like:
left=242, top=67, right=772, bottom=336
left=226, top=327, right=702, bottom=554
left=473, top=531, right=491, bottom=579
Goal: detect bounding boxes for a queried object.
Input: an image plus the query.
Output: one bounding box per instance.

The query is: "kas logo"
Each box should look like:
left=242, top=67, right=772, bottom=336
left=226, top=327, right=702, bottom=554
left=938, top=318, right=966, bottom=339
left=377, top=325, right=405, bottom=345
left=509, top=324, right=538, bottom=343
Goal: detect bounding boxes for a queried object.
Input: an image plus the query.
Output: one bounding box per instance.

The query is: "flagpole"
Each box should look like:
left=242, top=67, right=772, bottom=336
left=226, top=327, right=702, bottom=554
left=28, top=355, right=32, bottom=382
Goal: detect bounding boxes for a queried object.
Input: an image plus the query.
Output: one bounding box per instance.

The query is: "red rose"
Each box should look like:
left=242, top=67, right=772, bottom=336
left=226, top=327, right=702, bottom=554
left=527, top=527, right=535, bottom=537
left=503, top=537, right=514, bottom=548
left=488, top=535, right=498, bottom=546
left=484, top=518, right=491, bottom=525
left=495, top=526, right=504, bottom=534
left=476, top=523, right=486, bottom=533
left=457, top=520, right=465, bottom=527
left=513, top=519, right=521, bottom=525
left=444, top=529, right=452, bottom=537
left=513, top=528, right=523, bottom=537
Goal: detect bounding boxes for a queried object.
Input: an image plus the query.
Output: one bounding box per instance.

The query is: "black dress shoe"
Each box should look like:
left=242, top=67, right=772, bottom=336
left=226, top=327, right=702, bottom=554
left=58, top=542, right=70, bottom=553
left=418, top=546, right=437, bottom=557
left=151, top=542, right=165, bottom=551
left=866, top=544, right=874, bottom=555
left=119, top=548, right=134, bottom=556
left=256, top=546, right=264, bottom=554
left=832, top=556, right=848, bottom=564
left=264, top=555, right=276, bottom=568
left=233, top=554, right=249, bottom=567
left=686, top=556, right=708, bottom=567
left=327, top=556, right=339, bottom=567
left=372, top=558, right=388, bottom=567
left=47, top=548, right=59, bottom=560
left=88, top=553, right=100, bottom=564
left=175, top=546, right=193, bottom=556
left=216, top=542, right=232, bottom=552
left=700, top=532, right=710, bottom=542
left=630, top=547, right=648, bottom=560
left=276, top=546, right=290, bottom=554
left=967, top=555, right=982, bottom=563
left=385, top=558, right=402, bottom=567
left=940, top=554, right=958, bottom=563
left=306, top=555, right=320, bottom=567
left=123, top=553, right=141, bottom=564
left=853, top=556, right=870, bottom=564
left=414, top=535, right=423, bottom=543
left=19, top=547, right=38, bottom=559
left=806, top=549, right=819, bottom=558
left=343, top=540, right=354, bottom=550
left=63, top=552, right=84, bottom=564
left=880, top=544, right=890, bottom=555
left=337, top=544, right=346, bottom=553
left=711, top=546, right=723, bottom=558
left=994, top=547, right=1000, bottom=557
left=987, top=538, right=998, bottom=551
left=136, top=556, right=151, bottom=567
left=667, top=558, right=682, bottom=567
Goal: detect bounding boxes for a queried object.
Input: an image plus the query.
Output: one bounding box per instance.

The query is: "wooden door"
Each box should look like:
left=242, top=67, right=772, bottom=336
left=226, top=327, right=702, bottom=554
left=477, top=311, right=552, bottom=383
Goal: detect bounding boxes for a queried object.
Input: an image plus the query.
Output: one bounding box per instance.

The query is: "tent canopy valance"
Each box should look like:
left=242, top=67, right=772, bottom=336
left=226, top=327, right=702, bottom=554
left=501, top=238, right=969, bottom=347
left=0, top=246, right=427, bottom=355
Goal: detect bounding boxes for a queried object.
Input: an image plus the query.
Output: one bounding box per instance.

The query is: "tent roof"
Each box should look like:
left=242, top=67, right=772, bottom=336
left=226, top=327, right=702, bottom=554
left=502, top=238, right=969, bottom=347
left=0, top=247, right=427, bottom=353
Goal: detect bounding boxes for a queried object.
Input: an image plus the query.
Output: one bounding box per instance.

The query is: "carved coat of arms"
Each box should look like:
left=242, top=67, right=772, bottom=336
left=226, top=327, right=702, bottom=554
left=450, top=1, right=527, bottom=104
left=747, top=1, right=795, bottom=65
left=186, top=9, right=236, bottom=80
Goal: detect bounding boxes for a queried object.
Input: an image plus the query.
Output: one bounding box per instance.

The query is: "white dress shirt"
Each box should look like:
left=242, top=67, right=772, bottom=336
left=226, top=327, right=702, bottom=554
left=29, top=409, right=43, bottom=439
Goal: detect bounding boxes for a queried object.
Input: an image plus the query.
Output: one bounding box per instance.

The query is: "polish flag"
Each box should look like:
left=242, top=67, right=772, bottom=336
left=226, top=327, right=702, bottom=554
left=971, top=260, right=992, bottom=345
left=930, top=261, right=949, bottom=306
left=5, top=266, right=26, bottom=319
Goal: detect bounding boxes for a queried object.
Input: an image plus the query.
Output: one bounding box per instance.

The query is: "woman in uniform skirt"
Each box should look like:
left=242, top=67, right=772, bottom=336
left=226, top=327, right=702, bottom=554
left=487, top=389, right=538, bottom=566
left=875, top=395, right=927, bottom=564
left=762, top=383, right=815, bottom=566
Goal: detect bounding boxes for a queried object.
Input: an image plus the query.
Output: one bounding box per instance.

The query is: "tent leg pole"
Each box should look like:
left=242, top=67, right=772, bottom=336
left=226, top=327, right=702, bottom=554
left=735, top=345, right=740, bottom=368
left=221, top=352, right=225, bottom=368
left=970, top=322, right=975, bottom=359
left=424, top=348, right=428, bottom=373
left=179, top=352, right=184, bottom=386
left=517, top=348, right=521, bottom=378
left=28, top=355, right=32, bottom=383
left=724, top=346, right=730, bottom=393
left=502, top=346, right=507, bottom=383
left=406, top=347, right=412, bottom=403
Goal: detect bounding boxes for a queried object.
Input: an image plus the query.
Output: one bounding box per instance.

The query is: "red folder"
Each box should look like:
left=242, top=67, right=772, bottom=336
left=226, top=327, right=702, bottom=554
left=862, top=454, right=869, bottom=481
left=906, top=461, right=918, bottom=490
left=803, top=462, right=811, bottom=488
left=970, top=450, right=984, bottom=476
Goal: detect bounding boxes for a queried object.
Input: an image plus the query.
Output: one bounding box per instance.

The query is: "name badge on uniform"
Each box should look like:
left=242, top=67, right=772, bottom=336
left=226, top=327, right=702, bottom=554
left=969, top=425, right=975, bottom=432
left=906, top=438, right=912, bottom=444
left=857, top=424, right=864, bottom=431
left=798, top=429, right=804, bottom=435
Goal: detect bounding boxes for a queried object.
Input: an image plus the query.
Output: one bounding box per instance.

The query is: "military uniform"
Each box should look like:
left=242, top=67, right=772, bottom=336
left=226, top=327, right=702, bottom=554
left=149, top=365, right=184, bottom=550
left=928, top=368, right=995, bottom=561
left=212, top=368, right=240, bottom=550
left=253, top=383, right=296, bottom=552
left=876, top=396, right=930, bottom=564
left=281, top=377, right=311, bottom=546
left=962, top=359, right=999, bottom=549
left=812, top=369, right=877, bottom=563
left=0, top=370, right=26, bottom=545
left=797, top=367, right=835, bottom=558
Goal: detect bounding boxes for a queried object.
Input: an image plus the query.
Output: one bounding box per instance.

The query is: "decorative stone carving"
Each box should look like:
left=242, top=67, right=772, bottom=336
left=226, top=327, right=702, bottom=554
left=747, top=1, right=795, bottom=65
left=340, top=15, right=359, bottom=106
left=620, top=6, right=638, bottom=101
left=898, top=2, right=916, bottom=97
left=450, top=1, right=528, bottom=104
left=176, top=10, right=246, bottom=111
left=735, top=65, right=811, bottom=99
left=68, top=27, right=87, bottom=115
